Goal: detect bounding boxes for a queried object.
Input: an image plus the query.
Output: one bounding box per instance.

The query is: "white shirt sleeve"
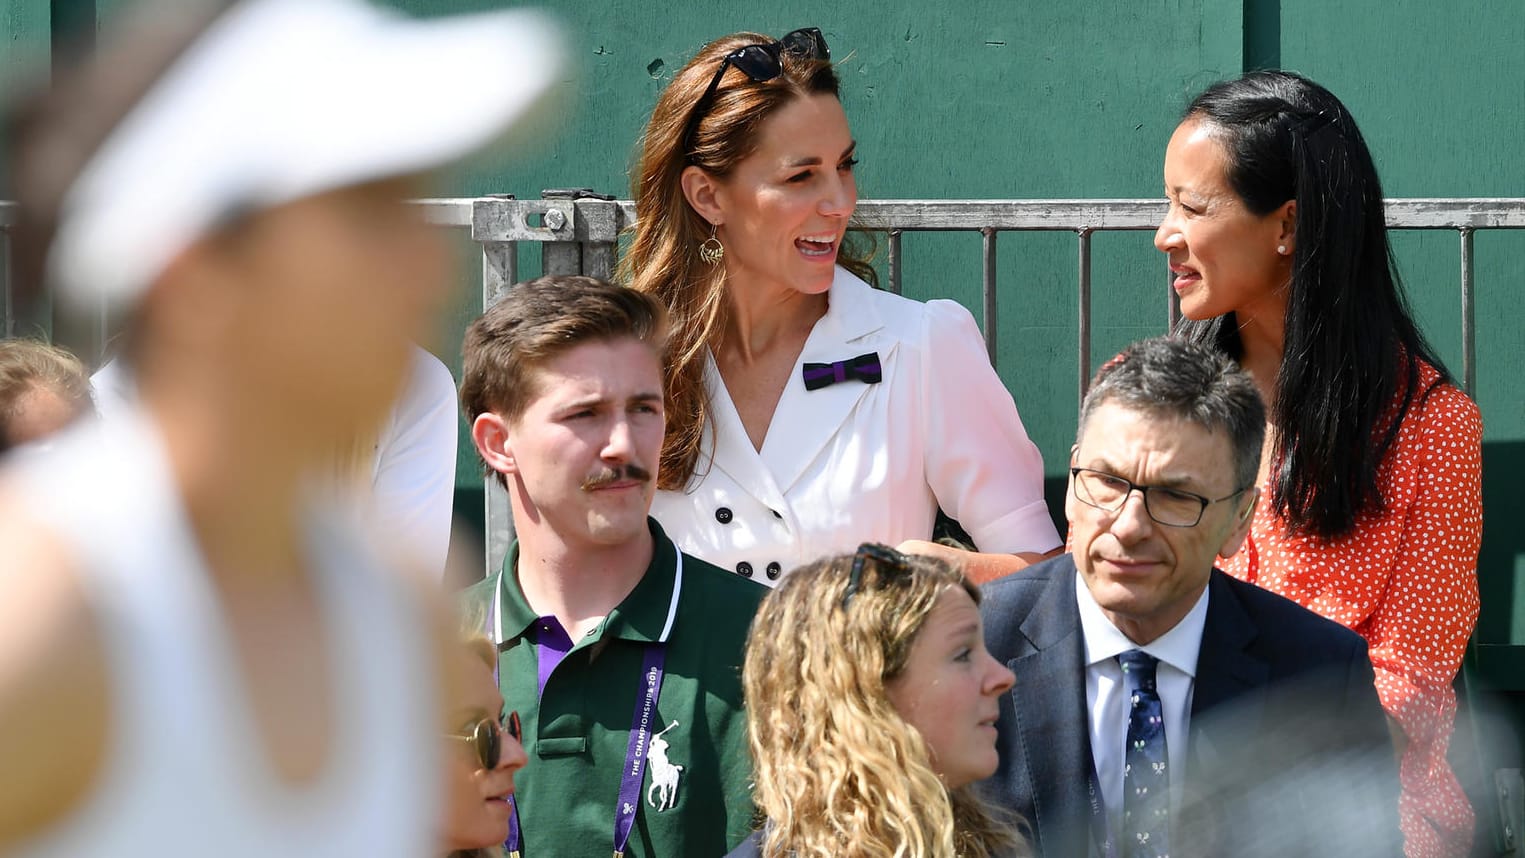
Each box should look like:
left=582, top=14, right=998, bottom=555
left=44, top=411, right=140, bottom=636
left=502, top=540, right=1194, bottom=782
left=370, top=347, right=459, bottom=581
left=919, top=299, right=1062, bottom=554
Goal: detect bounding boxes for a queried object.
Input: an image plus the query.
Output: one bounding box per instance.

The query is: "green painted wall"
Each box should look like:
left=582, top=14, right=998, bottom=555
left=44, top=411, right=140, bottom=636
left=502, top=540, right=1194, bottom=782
left=0, top=0, right=49, bottom=165
left=0, top=1, right=46, bottom=75
left=1273, top=0, right=1525, bottom=658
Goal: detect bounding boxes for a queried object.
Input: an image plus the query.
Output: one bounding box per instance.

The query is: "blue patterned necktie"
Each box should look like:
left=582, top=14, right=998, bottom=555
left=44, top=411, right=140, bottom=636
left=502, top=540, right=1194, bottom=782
left=1119, top=649, right=1169, bottom=858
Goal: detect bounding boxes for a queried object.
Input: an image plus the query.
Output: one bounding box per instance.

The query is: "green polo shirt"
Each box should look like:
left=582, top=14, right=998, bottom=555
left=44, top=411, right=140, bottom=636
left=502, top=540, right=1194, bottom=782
left=460, top=518, right=765, bottom=858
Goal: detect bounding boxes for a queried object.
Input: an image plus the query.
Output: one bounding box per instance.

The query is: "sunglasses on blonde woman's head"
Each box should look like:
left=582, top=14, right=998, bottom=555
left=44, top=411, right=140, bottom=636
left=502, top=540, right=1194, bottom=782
left=447, top=710, right=521, bottom=770
left=841, top=542, right=914, bottom=610
left=682, top=27, right=830, bottom=156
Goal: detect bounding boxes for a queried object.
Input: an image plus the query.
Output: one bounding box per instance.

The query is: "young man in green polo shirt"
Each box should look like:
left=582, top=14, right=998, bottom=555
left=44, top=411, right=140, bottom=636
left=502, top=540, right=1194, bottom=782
left=458, top=275, right=765, bottom=857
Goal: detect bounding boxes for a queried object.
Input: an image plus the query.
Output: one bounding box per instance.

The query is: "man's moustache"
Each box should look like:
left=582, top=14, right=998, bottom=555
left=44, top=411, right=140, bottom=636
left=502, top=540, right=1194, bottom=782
left=582, top=464, right=652, bottom=490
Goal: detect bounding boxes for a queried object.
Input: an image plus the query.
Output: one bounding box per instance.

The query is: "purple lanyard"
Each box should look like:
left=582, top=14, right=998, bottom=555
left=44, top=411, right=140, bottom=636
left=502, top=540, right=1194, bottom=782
left=613, top=645, right=667, bottom=857
left=489, top=600, right=672, bottom=858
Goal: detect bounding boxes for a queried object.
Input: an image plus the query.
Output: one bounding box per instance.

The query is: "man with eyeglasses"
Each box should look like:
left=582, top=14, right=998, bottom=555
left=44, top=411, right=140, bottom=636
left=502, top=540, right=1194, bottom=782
left=456, top=275, right=765, bottom=858
left=978, top=336, right=1400, bottom=858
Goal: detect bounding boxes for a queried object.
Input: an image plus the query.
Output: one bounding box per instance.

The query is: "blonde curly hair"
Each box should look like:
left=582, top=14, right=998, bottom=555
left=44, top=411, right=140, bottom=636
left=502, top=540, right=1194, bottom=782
left=742, top=546, right=1028, bottom=858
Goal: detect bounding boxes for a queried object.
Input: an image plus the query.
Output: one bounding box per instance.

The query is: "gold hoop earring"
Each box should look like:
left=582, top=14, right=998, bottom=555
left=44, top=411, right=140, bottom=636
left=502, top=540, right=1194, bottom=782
left=699, top=224, right=725, bottom=265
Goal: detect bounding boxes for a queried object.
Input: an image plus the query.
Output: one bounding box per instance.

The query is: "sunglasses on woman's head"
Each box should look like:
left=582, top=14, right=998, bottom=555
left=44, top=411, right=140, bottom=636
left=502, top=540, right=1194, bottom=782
left=681, top=27, right=830, bottom=157
left=841, top=542, right=913, bottom=610
left=447, top=710, right=521, bottom=770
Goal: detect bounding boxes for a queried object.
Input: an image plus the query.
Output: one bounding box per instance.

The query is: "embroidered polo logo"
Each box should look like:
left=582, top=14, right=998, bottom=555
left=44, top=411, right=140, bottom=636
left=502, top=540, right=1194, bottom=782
left=646, top=721, right=684, bottom=811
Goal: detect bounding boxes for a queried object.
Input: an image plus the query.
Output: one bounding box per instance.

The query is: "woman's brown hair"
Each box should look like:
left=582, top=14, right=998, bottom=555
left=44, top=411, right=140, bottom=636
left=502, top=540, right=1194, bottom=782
left=619, top=31, right=876, bottom=490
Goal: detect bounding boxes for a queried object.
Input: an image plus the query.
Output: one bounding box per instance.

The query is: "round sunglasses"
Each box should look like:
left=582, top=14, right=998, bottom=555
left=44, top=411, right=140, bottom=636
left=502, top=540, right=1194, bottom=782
left=447, top=710, right=521, bottom=770
left=681, top=27, right=830, bottom=156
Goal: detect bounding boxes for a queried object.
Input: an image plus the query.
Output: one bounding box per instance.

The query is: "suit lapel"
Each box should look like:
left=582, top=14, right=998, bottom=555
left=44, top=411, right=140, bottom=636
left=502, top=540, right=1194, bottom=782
left=1008, top=561, right=1095, bottom=856
left=1188, top=571, right=1270, bottom=782
left=759, top=270, right=890, bottom=494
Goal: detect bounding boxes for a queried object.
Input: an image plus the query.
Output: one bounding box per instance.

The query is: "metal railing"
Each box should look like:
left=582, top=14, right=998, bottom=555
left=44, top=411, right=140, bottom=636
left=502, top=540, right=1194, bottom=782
left=421, top=195, right=1525, bottom=404
left=9, top=195, right=1524, bottom=394
left=403, top=194, right=1525, bottom=577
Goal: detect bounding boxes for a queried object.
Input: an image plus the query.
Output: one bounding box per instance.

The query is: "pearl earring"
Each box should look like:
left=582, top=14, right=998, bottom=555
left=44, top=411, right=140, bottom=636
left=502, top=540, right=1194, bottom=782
left=1277, top=245, right=1288, bottom=255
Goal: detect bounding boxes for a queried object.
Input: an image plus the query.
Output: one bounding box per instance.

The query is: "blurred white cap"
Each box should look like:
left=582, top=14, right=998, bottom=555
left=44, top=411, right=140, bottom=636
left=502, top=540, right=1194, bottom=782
left=47, top=0, right=565, bottom=312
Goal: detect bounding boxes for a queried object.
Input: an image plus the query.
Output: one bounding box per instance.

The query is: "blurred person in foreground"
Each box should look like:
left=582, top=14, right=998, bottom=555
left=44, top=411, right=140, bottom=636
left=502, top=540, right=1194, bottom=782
left=458, top=275, right=765, bottom=857
left=441, top=636, right=527, bottom=858
left=0, top=338, right=92, bottom=454
left=729, top=544, right=1028, bottom=858
left=0, top=0, right=561, bottom=854
left=980, top=336, right=1400, bottom=857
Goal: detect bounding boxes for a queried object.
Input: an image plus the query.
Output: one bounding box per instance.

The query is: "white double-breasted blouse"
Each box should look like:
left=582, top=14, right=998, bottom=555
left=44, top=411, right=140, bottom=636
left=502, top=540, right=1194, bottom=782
left=650, top=267, right=1061, bottom=585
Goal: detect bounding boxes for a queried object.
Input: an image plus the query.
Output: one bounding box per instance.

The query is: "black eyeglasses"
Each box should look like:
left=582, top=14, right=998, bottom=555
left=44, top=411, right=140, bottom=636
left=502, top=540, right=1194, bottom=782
left=1070, top=467, right=1250, bottom=528
left=681, top=27, right=830, bottom=157
left=841, top=542, right=913, bottom=610
left=447, top=710, right=521, bottom=770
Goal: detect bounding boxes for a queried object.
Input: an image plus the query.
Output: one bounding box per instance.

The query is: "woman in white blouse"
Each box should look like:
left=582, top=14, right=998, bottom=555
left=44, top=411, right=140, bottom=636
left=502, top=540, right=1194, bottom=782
left=624, top=27, right=1060, bottom=585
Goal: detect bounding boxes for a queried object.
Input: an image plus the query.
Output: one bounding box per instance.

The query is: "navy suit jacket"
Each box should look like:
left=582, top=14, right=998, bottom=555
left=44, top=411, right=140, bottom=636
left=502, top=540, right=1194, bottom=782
left=980, top=555, right=1401, bottom=858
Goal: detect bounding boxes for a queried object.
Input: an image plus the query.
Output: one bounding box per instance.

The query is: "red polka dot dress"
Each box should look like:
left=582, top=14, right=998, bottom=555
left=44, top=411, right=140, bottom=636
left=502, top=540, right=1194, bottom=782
left=1221, top=360, right=1482, bottom=858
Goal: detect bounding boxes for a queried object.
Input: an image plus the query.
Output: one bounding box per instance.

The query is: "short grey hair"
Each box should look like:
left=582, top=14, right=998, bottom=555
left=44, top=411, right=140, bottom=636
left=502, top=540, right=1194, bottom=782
left=1078, top=336, right=1266, bottom=490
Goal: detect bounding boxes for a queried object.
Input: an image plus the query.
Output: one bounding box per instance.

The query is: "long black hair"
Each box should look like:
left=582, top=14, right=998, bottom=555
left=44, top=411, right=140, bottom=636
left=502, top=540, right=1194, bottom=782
left=1174, top=70, right=1448, bottom=540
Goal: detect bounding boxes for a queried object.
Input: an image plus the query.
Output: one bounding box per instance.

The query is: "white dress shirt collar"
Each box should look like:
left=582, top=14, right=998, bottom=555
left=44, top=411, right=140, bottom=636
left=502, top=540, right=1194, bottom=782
left=1075, top=571, right=1210, bottom=677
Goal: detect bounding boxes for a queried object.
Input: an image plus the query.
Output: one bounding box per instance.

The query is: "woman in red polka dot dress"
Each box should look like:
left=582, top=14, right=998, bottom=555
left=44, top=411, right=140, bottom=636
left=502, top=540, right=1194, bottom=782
left=1154, top=70, right=1482, bottom=858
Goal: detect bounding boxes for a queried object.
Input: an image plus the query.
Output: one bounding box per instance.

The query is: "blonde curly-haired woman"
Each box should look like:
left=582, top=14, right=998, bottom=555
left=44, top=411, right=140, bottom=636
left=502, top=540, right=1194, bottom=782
left=729, top=544, right=1030, bottom=858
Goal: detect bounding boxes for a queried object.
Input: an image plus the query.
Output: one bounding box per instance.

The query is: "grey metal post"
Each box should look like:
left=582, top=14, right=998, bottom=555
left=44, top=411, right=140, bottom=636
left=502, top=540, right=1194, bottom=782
left=1077, top=228, right=1093, bottom=407
left=539, top=203, right=580, bottom=276
left=1, top=225, right=11, bottom=340
left=456, top=195, right=527, bottom=575
left=480, top=241, right=517, bottom=577
left=577, top=197, right=621, bottom=281
left=980, top=227, right=998, bottom=365
left=2, top=201, right=25, bottom=340
left=1460, top=228, right=1476, bottom=398
left=481, top=242, right=517, bottom=305
left=887, top=230, right=903, bottom=295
